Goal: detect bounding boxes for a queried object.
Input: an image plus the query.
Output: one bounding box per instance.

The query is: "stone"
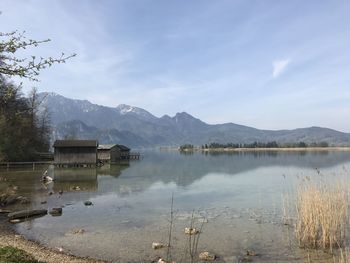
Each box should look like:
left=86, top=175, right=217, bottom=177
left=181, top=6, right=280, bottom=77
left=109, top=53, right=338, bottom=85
left=71, top=228, right=85, bottom=235
left=49, top=207, right=63, bottom=216
left=9, top=219, right=21, bottom=224
left=8, top=209, right=47, bottom=220
left=184, top=227, right=199, bottom=235
left=3, top=195, right=17, bottom=206
left=246, top=250, right=257, bottom=256
left=152, top=242, right=166, bottom=249
left=16, top=196, right=30, bottom=204
left=199, top=251, right=216, bottom=261
left=84, top=201, right=93, bottom=206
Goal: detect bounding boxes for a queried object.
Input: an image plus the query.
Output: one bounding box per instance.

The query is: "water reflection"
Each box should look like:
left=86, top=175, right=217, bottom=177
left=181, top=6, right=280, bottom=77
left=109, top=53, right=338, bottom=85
left=1, top=150, right=350, bottom=262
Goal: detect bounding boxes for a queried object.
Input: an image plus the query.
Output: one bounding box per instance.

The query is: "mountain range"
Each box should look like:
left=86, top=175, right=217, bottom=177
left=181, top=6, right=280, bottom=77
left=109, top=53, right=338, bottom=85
left=39, top=92, right=350, bottom=148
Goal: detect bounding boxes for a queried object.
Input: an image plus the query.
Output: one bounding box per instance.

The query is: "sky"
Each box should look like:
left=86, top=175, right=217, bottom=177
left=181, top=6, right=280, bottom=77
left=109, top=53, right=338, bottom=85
left=1, top=0, right=350, bottom=132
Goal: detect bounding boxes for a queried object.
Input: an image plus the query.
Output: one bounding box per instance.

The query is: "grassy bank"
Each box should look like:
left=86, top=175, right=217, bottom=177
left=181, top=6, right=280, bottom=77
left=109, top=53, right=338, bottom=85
left=0, top=246, right=41, bottom=263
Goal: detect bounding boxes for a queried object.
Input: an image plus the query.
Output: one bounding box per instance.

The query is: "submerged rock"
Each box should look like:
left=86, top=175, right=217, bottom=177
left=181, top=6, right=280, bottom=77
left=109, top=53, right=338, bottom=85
left=70, top=229, right=85, bottom=235
left=16, top=196, right=30, bottom=204
left=152, top=242, right=166, bottom=249
left=246, top=250, right=257, bottom=256
left=0, top=194, right=30, bottom=206
left=49, top=207, right=63, bottom=216
left=9, top=219, right=22, bottom=224
left=84, top=201, right=93, bottom=206
left=8, top=209, right=47, bottom=220
left=199, top=251, right=216, bottom=261
left=184, top=227, right=199, bottom=235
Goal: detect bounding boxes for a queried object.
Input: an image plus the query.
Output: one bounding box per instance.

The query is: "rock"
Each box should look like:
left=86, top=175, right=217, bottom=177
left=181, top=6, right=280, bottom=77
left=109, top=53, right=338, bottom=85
left=71, top=228, right=85, bottom=235
left=199, top=251, right=216, bottom=261
left=48, top=192, right=53, bottom=196
left=184, top=227, right=199, bottom=235
left=49, top=207, right=63, bottom=216
left=9, top=219, right=22, bottom=224
left=41, top=201, right=47, bottom=204
left=157, top=258, right=167, bottom=263
left=12, top=186, right=18, bottom=191
left=0, top=209, right=11, bottom=213
left=72, top=186, right=81, bottom=191
left=16, top=196, right=30, bottom=204
left=3, top=195, right=18, bottom=206
left=8, top=209, right=47, bottom=220
left=246, top=250, right=257, bottom=256
left=152, top=242, right=166, bottom=249
left=84, top=201, right=93, bottom=206
left=58, top=190, right=63, bottom=195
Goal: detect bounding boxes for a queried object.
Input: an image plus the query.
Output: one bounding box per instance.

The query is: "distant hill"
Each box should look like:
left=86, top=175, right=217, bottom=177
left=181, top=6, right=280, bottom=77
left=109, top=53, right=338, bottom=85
left=40, top=92, right=350, bottom=148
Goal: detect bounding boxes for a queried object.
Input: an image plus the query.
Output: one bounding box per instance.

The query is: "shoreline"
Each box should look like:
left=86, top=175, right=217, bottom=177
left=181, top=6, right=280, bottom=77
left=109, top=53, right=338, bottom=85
left=0, top=215, right=105, bottom=263
left=179, top=146, right=350, bottom=152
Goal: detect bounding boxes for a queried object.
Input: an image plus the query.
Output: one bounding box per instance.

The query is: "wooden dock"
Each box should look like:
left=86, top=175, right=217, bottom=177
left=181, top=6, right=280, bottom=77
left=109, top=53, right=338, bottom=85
left=1, top=153, right=142, bottom=170
left=0, top=161, right=52, bottom=171
left=129, top=152, right=141, bottom=160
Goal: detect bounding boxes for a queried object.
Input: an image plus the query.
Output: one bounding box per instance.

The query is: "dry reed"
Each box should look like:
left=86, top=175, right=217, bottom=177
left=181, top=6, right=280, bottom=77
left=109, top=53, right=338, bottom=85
left=295, top=178, right=348, bottom=251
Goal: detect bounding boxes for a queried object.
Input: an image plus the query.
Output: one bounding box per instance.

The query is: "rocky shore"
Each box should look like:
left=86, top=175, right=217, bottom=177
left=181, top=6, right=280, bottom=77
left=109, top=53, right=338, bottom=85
left=0, top=215, right=105, bottom=263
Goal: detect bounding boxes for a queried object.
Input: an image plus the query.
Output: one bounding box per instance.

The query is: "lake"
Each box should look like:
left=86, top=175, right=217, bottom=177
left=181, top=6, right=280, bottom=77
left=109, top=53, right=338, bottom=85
left=1, top=150, right=350, bottom=262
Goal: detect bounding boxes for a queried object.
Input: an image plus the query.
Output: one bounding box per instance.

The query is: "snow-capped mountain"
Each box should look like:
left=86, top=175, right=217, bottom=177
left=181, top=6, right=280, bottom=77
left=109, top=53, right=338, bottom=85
left=39, top=92, right=350, bottom=148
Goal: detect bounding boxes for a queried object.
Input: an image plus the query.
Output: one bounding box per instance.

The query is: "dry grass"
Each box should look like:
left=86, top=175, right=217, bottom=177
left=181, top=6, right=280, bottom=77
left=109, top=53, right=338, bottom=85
left=295, top=178, right=349, bottom=251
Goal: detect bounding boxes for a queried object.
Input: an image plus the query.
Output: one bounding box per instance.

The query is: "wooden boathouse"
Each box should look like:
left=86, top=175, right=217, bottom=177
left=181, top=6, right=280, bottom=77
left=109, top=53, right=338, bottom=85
left=53, top=140, right=98, bottom=167
left=97, top=144, right=131, bottom=163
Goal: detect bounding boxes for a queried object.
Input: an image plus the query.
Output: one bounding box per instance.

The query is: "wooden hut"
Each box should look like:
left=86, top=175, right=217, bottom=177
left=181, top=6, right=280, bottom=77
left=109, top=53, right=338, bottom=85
left=97, top=144, right=130, bottom=163
left=98, top=144, right=118, bottom=163
left=53, top=140, right=98, bottom=167
left=115, top=145, right=131, bottom=160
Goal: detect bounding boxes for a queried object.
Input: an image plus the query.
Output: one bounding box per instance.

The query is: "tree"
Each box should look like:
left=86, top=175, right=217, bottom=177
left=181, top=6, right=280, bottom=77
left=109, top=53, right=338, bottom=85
left=0, top=26, right=75, bottom=161
left=0, top=30, right=75, bottom=81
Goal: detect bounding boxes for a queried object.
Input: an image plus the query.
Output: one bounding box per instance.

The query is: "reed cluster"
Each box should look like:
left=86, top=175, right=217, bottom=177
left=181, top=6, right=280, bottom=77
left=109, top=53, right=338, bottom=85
left=295, top=178, right=348, bottom=251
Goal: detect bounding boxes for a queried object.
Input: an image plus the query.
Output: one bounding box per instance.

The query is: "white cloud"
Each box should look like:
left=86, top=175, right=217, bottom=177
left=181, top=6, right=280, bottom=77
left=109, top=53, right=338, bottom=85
left=272, top=59, right=290, bottom=78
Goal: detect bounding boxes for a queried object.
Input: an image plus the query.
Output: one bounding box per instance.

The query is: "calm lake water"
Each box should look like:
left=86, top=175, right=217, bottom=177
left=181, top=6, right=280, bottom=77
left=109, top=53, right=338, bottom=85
left=1, top=150, right=350, bottom=262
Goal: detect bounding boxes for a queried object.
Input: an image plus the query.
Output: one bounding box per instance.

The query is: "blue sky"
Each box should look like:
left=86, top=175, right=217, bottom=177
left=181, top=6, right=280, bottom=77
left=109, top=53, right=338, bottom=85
left=1, top=0, right=350, bottom=131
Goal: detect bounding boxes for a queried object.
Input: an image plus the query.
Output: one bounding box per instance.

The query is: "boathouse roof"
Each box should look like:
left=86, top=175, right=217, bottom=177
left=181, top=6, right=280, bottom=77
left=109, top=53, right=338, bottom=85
left=53, top=140, right=99, bottom=148
left=116, top=145, right=130, bottom=151
left=98, top=144, right=117, bottom=150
